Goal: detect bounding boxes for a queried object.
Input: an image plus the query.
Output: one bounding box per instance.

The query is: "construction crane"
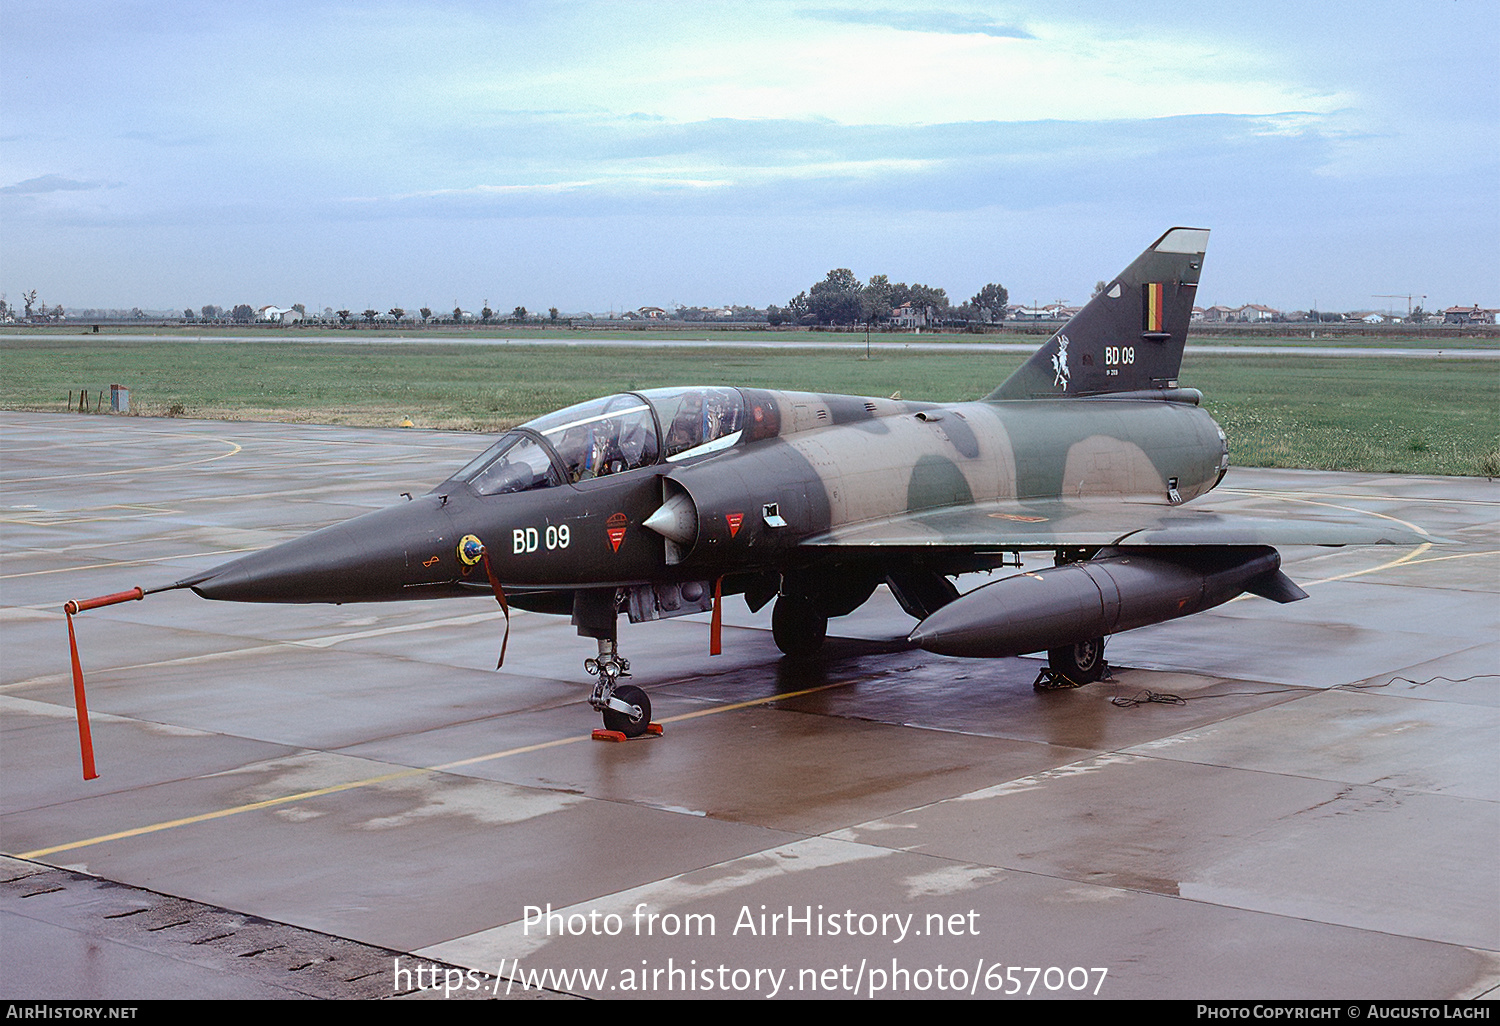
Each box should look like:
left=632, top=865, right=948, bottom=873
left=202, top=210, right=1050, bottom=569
left=1373, top=294, right=1427, bottom=319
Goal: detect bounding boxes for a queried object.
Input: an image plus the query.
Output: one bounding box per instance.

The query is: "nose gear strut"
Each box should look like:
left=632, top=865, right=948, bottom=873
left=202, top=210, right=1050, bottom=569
left=586, top=639, right=654, bottom=737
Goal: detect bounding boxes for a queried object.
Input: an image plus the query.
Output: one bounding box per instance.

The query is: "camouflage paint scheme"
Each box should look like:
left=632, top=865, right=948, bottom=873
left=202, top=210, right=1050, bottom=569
left=183, top=228, right=1427, bottom=731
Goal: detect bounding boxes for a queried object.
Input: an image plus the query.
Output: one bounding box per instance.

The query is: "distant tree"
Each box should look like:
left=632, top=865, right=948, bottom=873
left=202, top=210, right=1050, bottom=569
left=548, top=307, right=560, bottom=322
left=419, top=307, right=432, bottom=322
left=908, top=283, right=949, bottom=312
left=292, top=303, right=306, bottom=316
left=452, top=306, right=463, bottom=321
left=0, top=296, right=9, bottom=321
left=1092, top=280, right=1108, bottom=297
left=862, top=274, right=894, bottom=325
left=200, top=304, right=220, bottom=321
left=231, top=304, right=253, bottom=323
left=970, top=283, right=1009, bottom=322
left=512, top=306, right=527, bottom=321
left=336, top=309, right=351, bottom=325
left=184, top=308, right=194, bottom=320
left=809, top=268, right=863, bottom=325
left=766, top=304, right=786, bottom=326
left=481, top=306, right=493, bottom=323
left=51, top=304, right=65, bottom=321
left=22, top=290, right=38, bottom=319
left=130, top=307, right=144, bottom=320
left=362, top=309, right=378, bottom=324
left=389, top=307, right=405, bottom=323
left=1408, top=305, right=1426, bottom=324
left=785, top=291, right=809, bottom=321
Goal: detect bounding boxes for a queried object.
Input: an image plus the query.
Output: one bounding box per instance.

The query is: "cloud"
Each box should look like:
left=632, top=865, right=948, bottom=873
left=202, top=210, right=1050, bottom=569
left=806, top=6, right=1034, bottom=38
left=1, top=174, right=106, bottom=194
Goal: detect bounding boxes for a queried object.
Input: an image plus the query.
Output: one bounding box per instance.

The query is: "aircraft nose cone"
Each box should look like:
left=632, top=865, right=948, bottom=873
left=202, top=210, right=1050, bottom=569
left=185, top=496, right=456, bottom=603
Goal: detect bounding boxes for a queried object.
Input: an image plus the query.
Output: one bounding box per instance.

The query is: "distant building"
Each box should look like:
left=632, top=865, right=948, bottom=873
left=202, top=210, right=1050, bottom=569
left=1234, top=304, right=1281, bottom=322
left=891, top=302, right=927, bottom=329
left=1443, top=305, right=1497, bottom=325
left=1006, top=303, right=1069, bottom=322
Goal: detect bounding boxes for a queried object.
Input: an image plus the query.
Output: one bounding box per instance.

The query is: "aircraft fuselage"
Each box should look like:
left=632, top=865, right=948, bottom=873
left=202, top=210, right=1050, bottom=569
left=188, top=387, right=1227, bottom=607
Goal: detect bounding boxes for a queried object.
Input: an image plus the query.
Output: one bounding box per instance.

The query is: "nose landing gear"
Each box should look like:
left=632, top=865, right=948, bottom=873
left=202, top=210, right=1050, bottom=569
left=585, top=638, right=654, bottom=738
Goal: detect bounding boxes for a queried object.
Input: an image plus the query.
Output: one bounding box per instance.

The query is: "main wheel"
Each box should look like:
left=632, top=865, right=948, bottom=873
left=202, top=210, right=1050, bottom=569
left=1048, top=637, right=1106, bottom=684
left=771, top=594, right=827, bottom=658
left=602, top=684, right=652, bottom=737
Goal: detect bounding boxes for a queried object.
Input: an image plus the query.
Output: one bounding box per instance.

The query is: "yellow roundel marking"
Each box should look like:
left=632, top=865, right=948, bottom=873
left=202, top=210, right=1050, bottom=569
left=458, top=534, right=485, bottom=565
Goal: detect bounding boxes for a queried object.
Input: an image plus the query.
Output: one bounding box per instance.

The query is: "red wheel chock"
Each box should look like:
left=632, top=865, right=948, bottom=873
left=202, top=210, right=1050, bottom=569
left=591, top=723, right=663, bottom=742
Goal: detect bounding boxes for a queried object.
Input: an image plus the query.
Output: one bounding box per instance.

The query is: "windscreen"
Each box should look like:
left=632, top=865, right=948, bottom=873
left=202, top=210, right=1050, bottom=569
left=450, top=432, right=563, bottom=495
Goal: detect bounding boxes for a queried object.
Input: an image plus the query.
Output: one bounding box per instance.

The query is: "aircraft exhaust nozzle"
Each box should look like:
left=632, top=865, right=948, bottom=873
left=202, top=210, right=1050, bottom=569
left=909, top=547, right=1294, bottom=658
left=642, top=489, right=698, bottom=546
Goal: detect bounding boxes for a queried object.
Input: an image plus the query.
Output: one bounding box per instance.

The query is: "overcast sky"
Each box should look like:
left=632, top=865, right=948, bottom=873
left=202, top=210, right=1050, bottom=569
left=2, top=1, right=1496, bottom=314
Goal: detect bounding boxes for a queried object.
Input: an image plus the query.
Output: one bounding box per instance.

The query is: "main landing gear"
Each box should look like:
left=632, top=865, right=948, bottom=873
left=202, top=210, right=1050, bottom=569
left=1036, top=636, right=1109, bottom=690
left=770, top=593, right=827, bottom=658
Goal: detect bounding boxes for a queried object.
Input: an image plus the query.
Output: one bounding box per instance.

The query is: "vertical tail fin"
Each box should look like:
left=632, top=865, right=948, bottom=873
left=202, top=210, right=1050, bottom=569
left=987, top=227, right=1209, bottom=400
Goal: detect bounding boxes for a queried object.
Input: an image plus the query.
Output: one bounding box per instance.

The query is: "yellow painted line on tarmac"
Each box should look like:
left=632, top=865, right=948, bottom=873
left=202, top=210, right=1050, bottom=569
left=15, top=681, right=854, bottom=861
left=16, top=768, right=430, bottom=860
left=1297, top=543, right=1429, bottom=586
left=1241, top=493, right=1437, bottom=538
left=1219, top=490, right=1462, bottom=593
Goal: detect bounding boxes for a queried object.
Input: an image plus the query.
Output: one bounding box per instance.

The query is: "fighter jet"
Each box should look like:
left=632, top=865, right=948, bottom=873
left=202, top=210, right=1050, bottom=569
left=71, top=227, right=1426, bottom=744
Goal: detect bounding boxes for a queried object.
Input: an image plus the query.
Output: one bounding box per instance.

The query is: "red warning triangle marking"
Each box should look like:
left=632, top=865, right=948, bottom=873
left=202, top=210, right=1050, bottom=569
left=726, top=512, right=743, bottom=537
left=607, top=526, right=626, bottom=552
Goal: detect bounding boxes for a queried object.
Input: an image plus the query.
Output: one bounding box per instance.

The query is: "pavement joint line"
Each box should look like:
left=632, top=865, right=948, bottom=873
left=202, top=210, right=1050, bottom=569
left=12, top=680, right=855, bottom=861
left=5, top=438, right=243, bottom=484
left=1220, top=488, right=1499, bottom=507
left=0, top=547, right=260, bottom=580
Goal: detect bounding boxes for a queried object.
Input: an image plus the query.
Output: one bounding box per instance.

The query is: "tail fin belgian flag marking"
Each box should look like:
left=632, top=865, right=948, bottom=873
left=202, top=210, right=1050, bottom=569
left=987, top=227, right=1208, bottom=400
left=1145, top=281, right=1165, bottom=333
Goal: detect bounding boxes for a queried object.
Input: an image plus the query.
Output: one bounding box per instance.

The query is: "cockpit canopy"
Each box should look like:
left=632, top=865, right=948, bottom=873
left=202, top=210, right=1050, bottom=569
left=447, top=387, right=746, bottom=496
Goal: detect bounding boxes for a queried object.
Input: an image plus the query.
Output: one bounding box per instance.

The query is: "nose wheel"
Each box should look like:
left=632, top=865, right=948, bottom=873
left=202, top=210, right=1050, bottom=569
left=586, top=639, right=652, bottom=737
left=600, top=684, right=652, bottom=737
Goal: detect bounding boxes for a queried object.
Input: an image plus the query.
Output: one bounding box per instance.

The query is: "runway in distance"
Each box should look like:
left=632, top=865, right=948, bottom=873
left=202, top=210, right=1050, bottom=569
left=68, top=228, right=1428, bottom=745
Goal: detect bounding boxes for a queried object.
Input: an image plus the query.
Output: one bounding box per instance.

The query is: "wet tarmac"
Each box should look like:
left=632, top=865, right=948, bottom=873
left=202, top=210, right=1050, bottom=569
left=2, top=412, right=1496, bottom=1000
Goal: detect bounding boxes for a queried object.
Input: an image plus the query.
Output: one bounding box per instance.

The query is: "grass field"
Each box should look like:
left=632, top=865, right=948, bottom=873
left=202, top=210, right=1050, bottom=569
left=2, top=336, right=1496, bottom=477
left=8, top=321, right=1498, bottom=349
